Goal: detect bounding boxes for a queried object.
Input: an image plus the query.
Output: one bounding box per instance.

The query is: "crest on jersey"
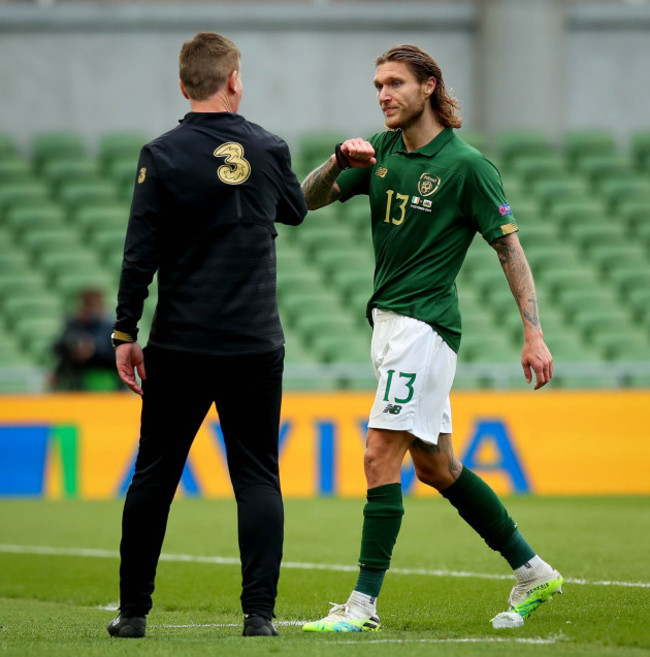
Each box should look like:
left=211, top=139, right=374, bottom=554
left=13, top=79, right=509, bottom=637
left=137, top=168, right=147, bottom=184
left=417, top=172, right=441, bottom=197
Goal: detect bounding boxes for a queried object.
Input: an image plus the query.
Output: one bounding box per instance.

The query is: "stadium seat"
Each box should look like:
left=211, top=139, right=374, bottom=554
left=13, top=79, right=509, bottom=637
left=13, top=316, right=61, bottom=358
left=2, top=294, right=63, bottom=329
left=460, top=334, right=521, bottom=363
left=510, top=154, right=567, bottom=184
left=630, top=130, right=650, bottom=169
left=55, top=271, right=116, bottom=309
left=0, top=133, right=18, bottom=160
left=88, top=227, right=126, bottom=263
left=563, top=129, right=617, bottom=164
left=0, top=158, right=34, bottom=184
left=545, top=333, right=599, bottom=362
left=607, top=265, right=650, bottom=297
left=530, top=178, right=591, bottom=210
left=39, top=250, right=102, bottom=280
left=276, top=268, right=327, bottom=300
left=521, top=243, right=583, bottom=274
left=31, top=131, right=86, bottom=170
left=279, top=290, right=343, bottom=325
left=312, top=333, right=370, bottom=364
left=0, top=181, right=52, bottom=217
left=517, top=221, right=562, bottom=249
left=42, top=158, right=101, bottom=192
left=98, top=132, right=148, bottom=168
left=548, top=198, right=608, bottom=226
left=21, top=227, right=84, bottom=259
left=598, top=177, right=650, bottom=210
left=624, top=287, right=650, bottom=321
left=568, top=223, right=625, bottom=253
left=58, top=180, right=120, bottom=211
left=576, top=154, right=633, bottom=185
left=0, top=272, right=48, bottom=303
left=329, top=268, right=373, bottom=304
left=292, top=312, right=357, bottom=347
left=0, top=337, right=32, bottom=367
left=298, top=131, right=346, bottom=172
left=495, top=130, right=553, bottom=168
left=0, top=251, right=31, bottom=275
left=570, top=307, right=631, bottom=340
left=590, top=328, right=650, bottom=361
left=617, top=198, right=650, bottom=232
left=4, top=205, right=68, bottom=239
left=72, top=204, right=129, bottom=235
left=587, top=243, right=648, bottom=275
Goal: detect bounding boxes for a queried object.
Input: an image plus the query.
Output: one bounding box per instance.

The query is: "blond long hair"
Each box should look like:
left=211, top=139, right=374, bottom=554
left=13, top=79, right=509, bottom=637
left=375, top=44, right=462, bottom=129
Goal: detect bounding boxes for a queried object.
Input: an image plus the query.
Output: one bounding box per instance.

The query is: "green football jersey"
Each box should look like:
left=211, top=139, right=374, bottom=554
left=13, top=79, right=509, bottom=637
left=337, top=127, right=517, bottom=352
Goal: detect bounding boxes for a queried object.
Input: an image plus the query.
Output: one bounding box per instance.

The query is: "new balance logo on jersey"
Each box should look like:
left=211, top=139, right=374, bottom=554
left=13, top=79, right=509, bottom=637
left=383, top=404, right=403, bottom=415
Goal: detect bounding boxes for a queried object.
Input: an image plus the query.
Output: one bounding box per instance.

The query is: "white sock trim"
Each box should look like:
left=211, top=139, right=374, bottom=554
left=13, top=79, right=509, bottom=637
left=513, top=554, right=553, bottom=582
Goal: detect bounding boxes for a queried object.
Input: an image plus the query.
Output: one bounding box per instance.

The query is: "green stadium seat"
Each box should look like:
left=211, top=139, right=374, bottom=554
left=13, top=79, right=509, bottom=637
left=0, top=272, right=48, bottom=302
left=312, top=333, right=370, bottom=364
left=4, top=204, right=67, bottom=238
left=555, top=287, right=620, bottom=317
left=0, top=251, right=31, bottom=275
left=2, top=294, right=63, bottom=329
left=522, top=244, right=583, bottom=274
left=106, top=157, right=138, bottom=190
left=329, top=268, right=373, bottom=303
left=630, top=130, right=650, bottom=169
left=0, top=134, right=18, bottom=160
left=598, top=177, right=650, bottom=210
left=510, top=154, right=567, bottom=184
left=548, top=198, right=608, bottom=225
left=292, top=312, right=357, bottom=347
left=88, top=227, right=126, bottom=263
left=298, top=132, right=346, bottom=172
left=42, top=158, right=101, bottom=191
left=13, top=316, right=61, bottom=357
left=517, top=221, right=561, bottom=249
left=570, top=307, right=631, bottom=340
left=98, top=132, right=148, bottom=168
left=587, top=243, right=648, bottom=274
left=457, top=130, right=487, bottom=152
left=282, top=329, right=317, bottom=365
left=530, top=178, right=591, bottom=210
left=590, top=328, right=650, bottom=361
left=276, top=268, right=327, bottom=300
left=534, top=263, right=599, bottom=295
left=564, top=129, right=617, bottom=164
left=568, top=223, right=625, bottom=253
left=624, top=287, right=650, bottom=320
left=58, top=180, right=120, bottom=212
left=72, top=204, right=129, bottom=235
left=496, top=130, right=553, bottom=167
left=21, top=227, right=83, bottom=259
left=0, top=337, right=32, bottom=367
left=576, top=154, right=633, bottom=185
left=280, top=290, right=343, bottom=325
left=39, top=250, right=102, bottom=280
left=545, top=333, right=599, bottom=362
left=0, top=158, right=34, bottom=184
left=314, top=248, right=374, bottom=281
left=0, top=181, right=52, bottom=217
left=617, top=198, right=650, bottom=232
left=461, top=334, right=521, bottom=363
left=55, top=271, right=116, bottom=309
left=31, top=131, right=86, bottom=169
left=607, top=265, right=650, bottom=298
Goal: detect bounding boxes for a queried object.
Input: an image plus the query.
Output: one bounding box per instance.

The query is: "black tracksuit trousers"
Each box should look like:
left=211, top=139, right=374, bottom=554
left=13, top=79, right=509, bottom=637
left=118, top=345, right=285, bottom=620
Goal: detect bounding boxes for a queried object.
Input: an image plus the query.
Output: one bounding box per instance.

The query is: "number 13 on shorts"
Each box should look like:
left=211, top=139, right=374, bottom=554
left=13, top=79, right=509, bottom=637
left=383, top=369, right=417, bottom=404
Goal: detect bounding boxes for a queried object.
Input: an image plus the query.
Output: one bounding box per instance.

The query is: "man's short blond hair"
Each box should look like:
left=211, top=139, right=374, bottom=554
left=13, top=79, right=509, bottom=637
left=179, top=32, right=241, bottom=101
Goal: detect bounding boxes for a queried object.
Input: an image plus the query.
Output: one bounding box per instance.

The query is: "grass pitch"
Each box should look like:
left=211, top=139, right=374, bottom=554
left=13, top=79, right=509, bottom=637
left=0, top=495, right=649, bottom=657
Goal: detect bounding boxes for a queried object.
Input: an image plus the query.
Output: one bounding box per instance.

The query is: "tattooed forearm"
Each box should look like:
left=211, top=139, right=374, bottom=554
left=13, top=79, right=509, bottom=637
left=492, top=233, right=542, bottom=332
left=301, top=157, right=342, bottom=210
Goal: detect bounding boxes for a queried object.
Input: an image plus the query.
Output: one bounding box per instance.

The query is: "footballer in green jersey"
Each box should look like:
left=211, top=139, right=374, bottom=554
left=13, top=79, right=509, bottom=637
left=300, top=44, right=559, bottom=634
left=336, top=126, right=518, bottom=352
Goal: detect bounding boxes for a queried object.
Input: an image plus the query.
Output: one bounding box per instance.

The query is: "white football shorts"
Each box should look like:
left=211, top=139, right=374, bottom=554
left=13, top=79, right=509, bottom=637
left=368, top=308, right=457, bottom=445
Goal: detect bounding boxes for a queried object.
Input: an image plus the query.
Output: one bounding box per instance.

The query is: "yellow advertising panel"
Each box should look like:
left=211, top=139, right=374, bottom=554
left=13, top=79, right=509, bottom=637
left=0, top=390, right=648, bottom=499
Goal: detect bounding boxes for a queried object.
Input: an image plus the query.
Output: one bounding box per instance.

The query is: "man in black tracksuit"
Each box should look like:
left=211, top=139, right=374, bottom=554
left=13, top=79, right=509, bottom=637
left=107, top=32, right=307, bottom=639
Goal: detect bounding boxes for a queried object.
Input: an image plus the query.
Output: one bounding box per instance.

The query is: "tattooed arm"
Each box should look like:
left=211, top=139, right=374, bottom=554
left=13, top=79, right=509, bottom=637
left=301, top=137, right=376, bottom=210
left=301, top=156, right=343, bottom=210
left=491, top=232, right=553, bottom=389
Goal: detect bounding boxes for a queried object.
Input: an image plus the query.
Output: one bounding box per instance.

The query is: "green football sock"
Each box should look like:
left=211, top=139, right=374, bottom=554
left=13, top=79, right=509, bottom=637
left=441, top=467, right=535, bottom=569
left=355, top=483, right=404, bottom=597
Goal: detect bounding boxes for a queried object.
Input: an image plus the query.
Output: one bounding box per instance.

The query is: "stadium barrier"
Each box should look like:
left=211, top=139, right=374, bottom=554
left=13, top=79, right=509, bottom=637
left=0, top=390, right=648, bottom=498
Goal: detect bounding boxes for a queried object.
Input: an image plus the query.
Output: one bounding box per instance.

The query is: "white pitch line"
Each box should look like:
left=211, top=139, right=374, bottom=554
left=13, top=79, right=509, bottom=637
left=1, top=544, right=649, bottom=589
left=327, top=637, right=559, bottom=645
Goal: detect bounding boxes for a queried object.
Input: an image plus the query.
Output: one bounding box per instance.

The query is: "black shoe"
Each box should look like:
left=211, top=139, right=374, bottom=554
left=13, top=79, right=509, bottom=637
left=243, top=614, right=279, bottom=636
left=107, top=614, right=146, bottom=638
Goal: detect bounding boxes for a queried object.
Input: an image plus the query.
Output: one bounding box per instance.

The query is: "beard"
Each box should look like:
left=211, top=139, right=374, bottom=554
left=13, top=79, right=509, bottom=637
left=384, top=96, right=428, bottom=131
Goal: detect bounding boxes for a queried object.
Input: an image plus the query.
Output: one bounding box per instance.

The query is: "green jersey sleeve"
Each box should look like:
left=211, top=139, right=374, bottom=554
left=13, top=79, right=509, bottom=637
left=460, top=154, right=518, bottom=244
